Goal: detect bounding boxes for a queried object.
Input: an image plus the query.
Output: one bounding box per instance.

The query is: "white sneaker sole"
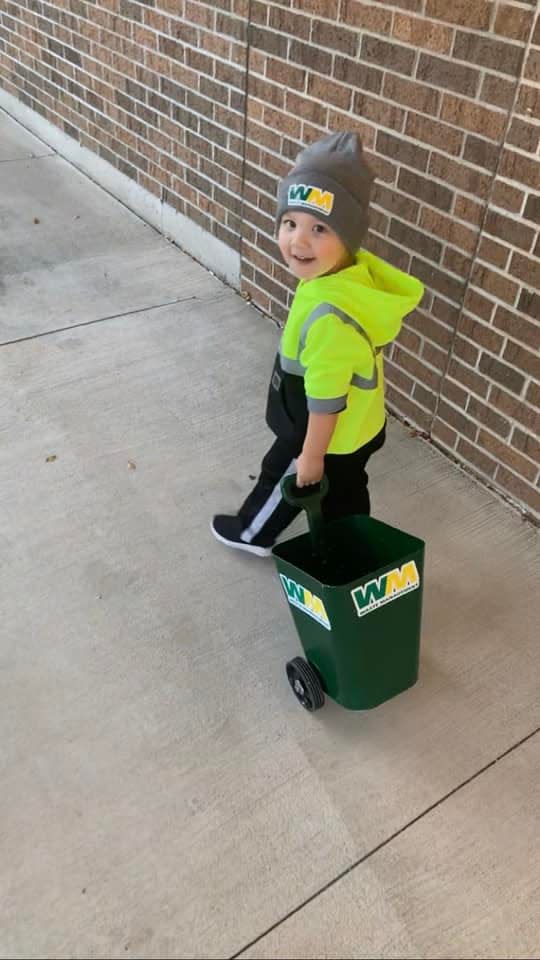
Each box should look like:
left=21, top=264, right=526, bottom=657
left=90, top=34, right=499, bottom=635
left=210, top=522, right=273, bottom=558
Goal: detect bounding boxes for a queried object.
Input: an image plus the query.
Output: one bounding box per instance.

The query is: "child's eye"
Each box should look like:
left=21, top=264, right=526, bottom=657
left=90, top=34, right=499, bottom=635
left=283, top=218, right=296, bottom=229
left=313, top=224, right=327, bottom=234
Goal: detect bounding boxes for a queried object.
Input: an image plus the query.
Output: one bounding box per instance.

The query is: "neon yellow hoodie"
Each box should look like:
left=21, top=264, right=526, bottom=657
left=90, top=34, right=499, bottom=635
left=278, top=250, right=424, bottom=453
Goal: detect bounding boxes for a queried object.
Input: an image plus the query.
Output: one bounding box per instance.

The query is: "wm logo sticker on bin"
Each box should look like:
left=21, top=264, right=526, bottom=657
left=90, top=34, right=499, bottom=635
left=351, top=561, right=420, bottom=618
left=279, top=575, right=331, bottom=630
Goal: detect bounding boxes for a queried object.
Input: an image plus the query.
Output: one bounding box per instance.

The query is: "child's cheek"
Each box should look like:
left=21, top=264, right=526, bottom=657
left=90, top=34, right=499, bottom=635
left=277, top=235, right=288, bottom=261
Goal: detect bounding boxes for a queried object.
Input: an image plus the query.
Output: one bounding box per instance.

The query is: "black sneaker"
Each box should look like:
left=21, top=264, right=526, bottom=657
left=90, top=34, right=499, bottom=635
left=211, top=515, right=273, bottom=557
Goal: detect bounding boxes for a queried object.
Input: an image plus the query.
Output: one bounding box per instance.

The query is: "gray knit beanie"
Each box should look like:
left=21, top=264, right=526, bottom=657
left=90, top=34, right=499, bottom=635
left=276, top=131, right=374, bottom=253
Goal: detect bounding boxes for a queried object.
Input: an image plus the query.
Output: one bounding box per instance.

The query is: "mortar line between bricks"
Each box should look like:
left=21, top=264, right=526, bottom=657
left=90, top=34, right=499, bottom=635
left=230, top=724, right=540, bottom=960
left=0, top=293, right=230, bottom=348
left=238, top=0, right=253, bottom=295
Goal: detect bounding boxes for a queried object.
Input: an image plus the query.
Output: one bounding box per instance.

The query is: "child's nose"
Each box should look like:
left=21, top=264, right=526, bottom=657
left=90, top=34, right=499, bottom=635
left=294, top=226, right=311, bottom=244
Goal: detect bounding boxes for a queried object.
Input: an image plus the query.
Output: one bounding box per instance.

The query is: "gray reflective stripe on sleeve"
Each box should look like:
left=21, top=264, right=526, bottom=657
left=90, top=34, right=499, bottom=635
left=299, top=302, right=374, bottom=356
left=351, top=370, right=378, bottom=389
left=307, top=395, right=347, bottom=413
left=280, top=355, right=305, bottom=376
left=240, top=459, right=296, bottom=544
left=299, top=301, right=378, bottom=390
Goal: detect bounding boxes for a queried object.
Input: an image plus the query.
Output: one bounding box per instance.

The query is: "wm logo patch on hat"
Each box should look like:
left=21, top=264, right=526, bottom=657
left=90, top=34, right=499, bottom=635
left=288, top=184, right=334, bottom=215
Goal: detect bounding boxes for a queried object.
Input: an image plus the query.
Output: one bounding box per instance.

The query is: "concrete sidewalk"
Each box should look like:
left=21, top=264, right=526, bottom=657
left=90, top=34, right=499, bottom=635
left=1, top=109, right=539, bottom=960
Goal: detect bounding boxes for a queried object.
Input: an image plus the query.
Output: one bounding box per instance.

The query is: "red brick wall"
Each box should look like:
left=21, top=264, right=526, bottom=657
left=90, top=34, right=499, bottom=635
left=432, top=25, right=540, bottom=514
left=1, top=0, right=539, bottom=517
left=0, top=0, right=250, bottom=249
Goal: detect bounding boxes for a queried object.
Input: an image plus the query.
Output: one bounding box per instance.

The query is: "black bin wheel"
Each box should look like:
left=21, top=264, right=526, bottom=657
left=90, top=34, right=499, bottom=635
left=286, top=657, right=325, bottom=712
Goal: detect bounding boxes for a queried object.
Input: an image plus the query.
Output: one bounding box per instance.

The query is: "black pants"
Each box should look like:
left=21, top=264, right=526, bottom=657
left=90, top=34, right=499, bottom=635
left=238, top=424, right=386, bottom=546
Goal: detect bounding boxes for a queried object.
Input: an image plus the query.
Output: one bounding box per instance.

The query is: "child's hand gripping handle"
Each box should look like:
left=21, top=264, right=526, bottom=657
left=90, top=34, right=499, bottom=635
left=280, top=474, right=329, bottom=558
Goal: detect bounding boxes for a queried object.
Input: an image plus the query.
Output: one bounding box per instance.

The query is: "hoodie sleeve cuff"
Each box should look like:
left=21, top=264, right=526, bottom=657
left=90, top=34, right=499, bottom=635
left=307, top=395, right=347, bottom=414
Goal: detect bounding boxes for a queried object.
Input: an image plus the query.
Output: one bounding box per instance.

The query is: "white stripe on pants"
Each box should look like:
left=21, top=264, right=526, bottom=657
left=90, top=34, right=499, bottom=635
left=240, top=459, right=296, bottom=543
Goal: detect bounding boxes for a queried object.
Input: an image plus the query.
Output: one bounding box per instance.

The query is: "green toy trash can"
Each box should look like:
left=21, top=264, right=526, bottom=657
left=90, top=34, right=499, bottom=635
left=272, top=475, right=425, bottom=712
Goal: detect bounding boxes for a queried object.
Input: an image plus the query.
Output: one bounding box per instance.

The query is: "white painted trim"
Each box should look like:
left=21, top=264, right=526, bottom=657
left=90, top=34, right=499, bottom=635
left=0, top=90, right=241, bottom=288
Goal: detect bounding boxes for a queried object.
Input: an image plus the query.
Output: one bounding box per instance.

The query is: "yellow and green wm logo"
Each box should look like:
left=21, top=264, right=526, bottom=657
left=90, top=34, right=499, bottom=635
left=351, top=561, right=420, bottom=618
left=279, top=575, right=331, bottom=630
left=288, top=184, right=335, bottom=216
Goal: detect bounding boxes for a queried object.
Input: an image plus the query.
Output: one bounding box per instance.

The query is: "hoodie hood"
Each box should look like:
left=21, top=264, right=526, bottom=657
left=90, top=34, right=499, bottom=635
left=297, top=249, right=424, bottom=347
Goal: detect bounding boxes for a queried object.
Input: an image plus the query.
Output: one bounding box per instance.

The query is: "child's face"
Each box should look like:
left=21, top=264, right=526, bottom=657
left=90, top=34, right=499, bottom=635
left=278, top=211, right=354, bottom=281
